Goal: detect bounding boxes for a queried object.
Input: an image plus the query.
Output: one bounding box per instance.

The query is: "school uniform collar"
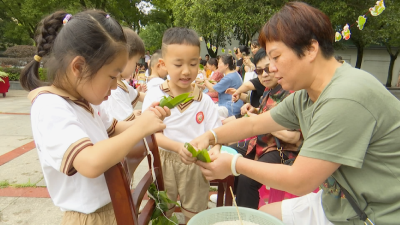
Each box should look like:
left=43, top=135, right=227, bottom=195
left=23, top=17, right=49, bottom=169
left=117, top=79, right=129, bottom=93
left=28, top=85, right=94, bottom=116
left=159, top=80, right=202, bottom=113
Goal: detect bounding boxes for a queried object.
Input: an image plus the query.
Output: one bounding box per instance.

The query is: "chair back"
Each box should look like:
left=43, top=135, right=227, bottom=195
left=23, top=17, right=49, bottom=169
left=104, top=134, right=165, bottom=225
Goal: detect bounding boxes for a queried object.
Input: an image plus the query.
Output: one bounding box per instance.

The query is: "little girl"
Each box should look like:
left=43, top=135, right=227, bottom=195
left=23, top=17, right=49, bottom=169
left=19, top=10, right=170, bottom=225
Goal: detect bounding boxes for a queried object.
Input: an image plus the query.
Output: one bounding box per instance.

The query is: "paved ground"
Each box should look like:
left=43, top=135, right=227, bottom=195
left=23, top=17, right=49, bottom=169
left=0, top=90, right=218, bottom=225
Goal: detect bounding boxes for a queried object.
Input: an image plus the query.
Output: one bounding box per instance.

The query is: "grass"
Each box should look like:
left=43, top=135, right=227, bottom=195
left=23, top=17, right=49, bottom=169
left=0, top=180, right=10, bottom=188
left=0, top=179, right=40, bottom=188
left=12, top=179, right=37, bottom=188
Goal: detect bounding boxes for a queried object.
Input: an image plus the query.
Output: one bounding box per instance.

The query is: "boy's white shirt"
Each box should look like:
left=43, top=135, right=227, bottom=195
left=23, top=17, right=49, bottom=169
left=146, top=77, right=165, bottom=91
left=100, top=79, right=140, bottom=121
left=142, top=81, right=222, bottom=150
left=28, top=86, right=117, bottom=214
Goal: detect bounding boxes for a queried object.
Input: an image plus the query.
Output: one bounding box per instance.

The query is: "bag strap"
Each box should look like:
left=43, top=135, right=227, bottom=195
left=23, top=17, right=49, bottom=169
left=336, top=182, right=375, bottom=225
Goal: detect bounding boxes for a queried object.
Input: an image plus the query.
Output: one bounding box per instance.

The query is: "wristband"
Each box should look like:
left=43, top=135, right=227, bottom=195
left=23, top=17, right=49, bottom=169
left=209, top=129, right=218, bottom=144
left=231, top=154, right=243, bottom=176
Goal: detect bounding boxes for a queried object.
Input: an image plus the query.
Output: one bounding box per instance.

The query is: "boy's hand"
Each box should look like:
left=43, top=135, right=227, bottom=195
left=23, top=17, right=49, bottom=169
left=178, top=143, right=197, bottom=165
left=147, top=101, right=171, bottom=120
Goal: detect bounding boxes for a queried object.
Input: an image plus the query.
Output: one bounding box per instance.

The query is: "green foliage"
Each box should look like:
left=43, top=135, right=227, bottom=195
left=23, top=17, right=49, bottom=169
left=0, top=67, right=47, bottom=81
left=0, top=71, right=9, bottom=83
left=148, top=183, right=179, bottom=225
left=38, top=68, right=48, bottom=81
left=4, top=45, right=36, bottom=58
left=139, top=23, right=167, bottom=53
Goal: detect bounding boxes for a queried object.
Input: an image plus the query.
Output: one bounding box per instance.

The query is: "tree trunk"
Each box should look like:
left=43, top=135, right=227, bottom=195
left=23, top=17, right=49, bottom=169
left=355, top=46, right=364, bottom=69
left=386, top=48, right=399, bottom=87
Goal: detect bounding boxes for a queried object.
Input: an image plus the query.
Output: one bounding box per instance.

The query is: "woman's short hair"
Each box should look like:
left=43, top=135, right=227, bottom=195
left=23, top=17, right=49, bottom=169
left=258, top=2, right=334, bottom=59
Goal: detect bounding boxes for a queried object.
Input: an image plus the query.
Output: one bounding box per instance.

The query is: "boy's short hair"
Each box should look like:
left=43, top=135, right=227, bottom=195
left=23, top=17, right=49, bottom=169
left=122, top=27, right=145, bottom=58
left=148, top=49, right=162, bottom=74
left=161, top=27, right=200, bottom=57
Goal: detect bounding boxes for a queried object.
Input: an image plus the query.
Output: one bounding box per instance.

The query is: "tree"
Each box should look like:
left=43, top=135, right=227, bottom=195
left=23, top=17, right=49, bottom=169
left=232, top=0, right=280, bottom=46
left=308, top=0, right=379, bottom=69
left=139, top=23, right=167, bottom=53
left=370, top=0, right=400, bottom=87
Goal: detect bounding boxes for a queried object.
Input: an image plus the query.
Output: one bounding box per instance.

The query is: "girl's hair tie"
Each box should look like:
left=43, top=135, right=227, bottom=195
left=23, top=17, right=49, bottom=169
left=34, top=55, right=42, bottom=62
left=63, top=14, right=72, bottom=25
left=106, top=14, right=110, bottom=19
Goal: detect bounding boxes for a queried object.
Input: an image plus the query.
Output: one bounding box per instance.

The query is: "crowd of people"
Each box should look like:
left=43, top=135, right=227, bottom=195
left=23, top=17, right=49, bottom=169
left=19, top=2, right=400, bottom=225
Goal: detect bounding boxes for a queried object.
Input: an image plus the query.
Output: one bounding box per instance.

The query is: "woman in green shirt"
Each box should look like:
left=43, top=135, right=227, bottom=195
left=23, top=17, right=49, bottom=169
left=186, top=2, right=400, bottom=225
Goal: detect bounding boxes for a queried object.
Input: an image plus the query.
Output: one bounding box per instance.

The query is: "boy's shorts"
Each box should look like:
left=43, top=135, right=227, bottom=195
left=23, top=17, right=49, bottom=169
left=160, top=149, right=210, bottom=218
left=281, top=190, right=334, bottom=225
left=61, top=202, right=116, bottom=225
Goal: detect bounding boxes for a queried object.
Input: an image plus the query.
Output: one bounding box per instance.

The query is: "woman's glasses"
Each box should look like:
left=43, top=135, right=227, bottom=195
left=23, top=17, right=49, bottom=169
left=254, top=67, right=271, bottom=75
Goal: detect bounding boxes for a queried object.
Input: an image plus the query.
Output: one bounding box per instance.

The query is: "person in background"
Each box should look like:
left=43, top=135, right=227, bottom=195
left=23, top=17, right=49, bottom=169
left=99, top=27, right=146, bottom=121
left=146, top=49, right=168, bottom=91
left=144, top=50, right=151, bottom=65
left=203, top=55, right=244, bottom=117
left=196, top=58, right=224, bottom=103
left=251, top=40, right=261, bottom=56
left=223, top=49, right=269, bottom=124
left=205, top=54, right=210, bottom=62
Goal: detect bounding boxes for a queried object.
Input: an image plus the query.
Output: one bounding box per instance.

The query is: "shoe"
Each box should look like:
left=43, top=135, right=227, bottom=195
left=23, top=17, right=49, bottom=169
left=209, top=194, right=226, bottom=204
left=209, top=194, right=218, bottom=203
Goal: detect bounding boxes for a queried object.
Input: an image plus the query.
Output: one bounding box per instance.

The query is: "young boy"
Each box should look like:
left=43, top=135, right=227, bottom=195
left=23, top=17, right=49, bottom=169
left=100, top=27, right=146, bottom=121
left=142, top=28, right=222, bottom=222
left=146, top=49, right=168, bottom=91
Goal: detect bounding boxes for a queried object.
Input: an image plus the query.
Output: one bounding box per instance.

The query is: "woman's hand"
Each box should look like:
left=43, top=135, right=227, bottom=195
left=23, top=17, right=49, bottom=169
left=225, top=88, right=236, bottom=95
left=195, top=153, right=233, bottom=180
left=231, top=91, right=241, bottom=103
left=190, top=132, right=212, bottom=152
left=240, top=103, right=255, bottom=115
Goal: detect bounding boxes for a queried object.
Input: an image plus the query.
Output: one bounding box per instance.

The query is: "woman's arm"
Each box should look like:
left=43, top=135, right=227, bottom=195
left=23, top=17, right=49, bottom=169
left=271, top=130, right=301, bottom=144
left=204, top=79, right=216, bottom=92
left=191, top=111, right=287, bottom=150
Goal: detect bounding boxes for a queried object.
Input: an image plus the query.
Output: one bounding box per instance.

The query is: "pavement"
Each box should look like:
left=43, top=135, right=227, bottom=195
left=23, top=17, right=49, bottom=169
left=0, top=90, right=218, bottom=225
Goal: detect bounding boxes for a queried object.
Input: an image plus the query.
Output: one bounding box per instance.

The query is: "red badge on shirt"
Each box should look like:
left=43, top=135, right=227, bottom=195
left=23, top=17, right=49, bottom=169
left=196, top=111, right=204, bottom=124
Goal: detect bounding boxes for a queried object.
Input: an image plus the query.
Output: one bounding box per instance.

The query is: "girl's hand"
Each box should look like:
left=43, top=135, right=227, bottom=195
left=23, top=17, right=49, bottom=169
left=195, top=153, right=233, bottom=180
left=147, top=101, right=171, bottom=121
left=137, top=109, right=166, bottom=135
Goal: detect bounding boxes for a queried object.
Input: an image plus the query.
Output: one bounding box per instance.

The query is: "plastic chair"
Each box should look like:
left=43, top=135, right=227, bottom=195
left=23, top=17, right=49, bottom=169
left=104, top=134, right=165, bottom=225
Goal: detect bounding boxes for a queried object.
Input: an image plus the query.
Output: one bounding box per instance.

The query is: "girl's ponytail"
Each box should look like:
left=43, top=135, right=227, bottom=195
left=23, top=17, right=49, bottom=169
left=20, top=11, right=68, bottom=91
